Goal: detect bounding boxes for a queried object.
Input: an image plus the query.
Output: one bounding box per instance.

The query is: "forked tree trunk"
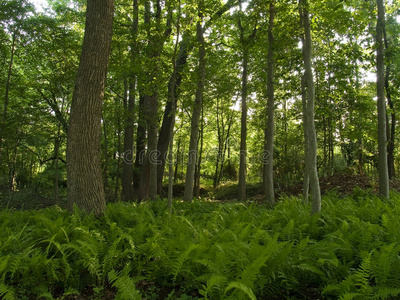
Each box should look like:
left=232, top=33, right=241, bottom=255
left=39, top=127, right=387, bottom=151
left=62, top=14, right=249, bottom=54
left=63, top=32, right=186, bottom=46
left=300, top=0, right=321, bottom=214
left=67, top=0, right=114, bottom=215
left=183, top=1, right=205, bottom=202
left=263, top=1, right=275, bottom=205
left=376, top=0, right=389, bottom=198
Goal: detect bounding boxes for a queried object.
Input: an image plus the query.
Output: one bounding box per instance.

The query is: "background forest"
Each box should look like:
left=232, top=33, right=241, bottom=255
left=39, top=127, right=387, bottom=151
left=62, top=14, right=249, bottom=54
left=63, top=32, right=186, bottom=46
left=1, top=0, right=400, bottom=298
left=0, top=0, right=400, bottom=207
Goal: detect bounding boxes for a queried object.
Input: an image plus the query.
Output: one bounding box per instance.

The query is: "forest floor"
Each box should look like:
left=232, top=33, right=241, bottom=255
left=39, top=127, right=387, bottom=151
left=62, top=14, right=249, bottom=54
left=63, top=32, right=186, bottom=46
left=2, top=173, right=400, bottom=211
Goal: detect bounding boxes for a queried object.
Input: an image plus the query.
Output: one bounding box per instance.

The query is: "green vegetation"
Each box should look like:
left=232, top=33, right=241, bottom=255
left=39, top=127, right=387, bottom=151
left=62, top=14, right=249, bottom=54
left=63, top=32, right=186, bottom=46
left=1, top=192, right=400, bottom=299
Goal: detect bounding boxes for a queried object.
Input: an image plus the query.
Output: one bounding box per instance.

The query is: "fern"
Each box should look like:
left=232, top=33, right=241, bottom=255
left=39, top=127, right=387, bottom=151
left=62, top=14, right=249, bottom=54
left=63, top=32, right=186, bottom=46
left=0, top=283, right=16, bottom=300
left=169, top=243, right=199, bottom=283
left=224, top=281, right=256, bottom=300
left=108, top=268, right=142, bottom=300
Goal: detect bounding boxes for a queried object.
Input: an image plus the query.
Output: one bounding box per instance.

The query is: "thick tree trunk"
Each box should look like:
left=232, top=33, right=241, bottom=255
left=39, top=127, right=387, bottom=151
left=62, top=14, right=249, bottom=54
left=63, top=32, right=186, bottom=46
left=300, top=0, right=321, bottom=213
left=183, top=4, right=205, bottom=202
left=263, top=1, right=275, bottom=205
left=238, top=50, right=248, bottom=201
left=376, top=0, right=389, bottom=198
left=67, top=0, right=114, bottom=215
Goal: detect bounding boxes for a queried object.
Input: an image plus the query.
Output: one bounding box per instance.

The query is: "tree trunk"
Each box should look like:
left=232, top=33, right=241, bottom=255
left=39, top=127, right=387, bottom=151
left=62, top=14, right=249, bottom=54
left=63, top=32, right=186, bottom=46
left=0, top=31, right=16, bottom=159
left=383, top=27, right=395, bottom=179
left=194, top=107, right=204, bottom=197
left=67, top=0, right=114, bottom=215
left=134, top=94, right=146, bottom=197
left=183, top=2, right=205, bottom=202
left=300, top=0, right=321, bottom=213
left=102, top=113, right=109, bottom=191
left=122, top=0, right=138, bottom=201
left=157, top=33, right=189, bottom=194
left=238, top=50, right=248, bottom=201
left=263, top=1, right=275, bottom=205
left=376, top=0, right=389, bottom=198
left=54, top=126, right=61, bottom=204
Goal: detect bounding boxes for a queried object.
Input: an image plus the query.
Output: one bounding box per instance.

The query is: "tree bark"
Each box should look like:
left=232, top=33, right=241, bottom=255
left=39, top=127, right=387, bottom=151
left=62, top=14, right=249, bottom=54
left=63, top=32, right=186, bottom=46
left=157, top=34, right=189, bottom=194
left=0, top=31, right=16, bottom=160
left=183, top=2, right=206, bottom=202
left=376, top=0, right=389, bottom=198
left=67, top=0, right=114, bottom=215
left=300, top=0, right=321, bottom=213
left=122, top=0, right=138, bottom=201
left=383, top=27, right=395, bottom=179
left=238, top=49, right=248, bottom=201
left=194, top=107, right=204, bottom=197
left=263, top=1, right=275, bottom=205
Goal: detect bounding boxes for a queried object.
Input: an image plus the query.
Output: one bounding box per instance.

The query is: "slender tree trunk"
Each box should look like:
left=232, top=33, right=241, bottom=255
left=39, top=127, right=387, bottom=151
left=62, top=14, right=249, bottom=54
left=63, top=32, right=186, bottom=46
left=67, top=0, right=114, bottom=215
left=194, top=108, right=204, bottom=197
left=300, top=0, right=321, bottom=213
left=238, top=50, right=248, bottom=201
left=183, top=2, right=205, bottom=202
left=263, top=1, right=275, bottom=205
left=383, top=28, right=395, bottom=179
left=376, top=0, right=389, bottom=198
left=157, top=34, right=189, bottom=194
left=54, top=126, right=61, bottom=204
left=122, top=0, right=138, bottom=201
left=301, top=75, right=310, bottom=201
left=174, top=138, right=181, bottom=183
left=114, top=113, right=122, bottom=200
left=214, top=99, right=222, bottom=187
left=167, top=3, right=181, bottom=206
left=218, top=113, right=233, bottom=185
left=134, top=94, right=146, bottom=197
left=0, top=31, right=16, bottom=159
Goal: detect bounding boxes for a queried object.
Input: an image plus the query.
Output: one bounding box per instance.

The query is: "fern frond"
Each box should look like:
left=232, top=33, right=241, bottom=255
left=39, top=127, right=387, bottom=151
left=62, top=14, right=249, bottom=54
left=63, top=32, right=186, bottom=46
left=225, top=281, right=256, bottom=300
left=170, top=243, right=199, bottom=283
left=108, top=269, right=142, bottom=300
left=0, top=283, right=16, bottom=300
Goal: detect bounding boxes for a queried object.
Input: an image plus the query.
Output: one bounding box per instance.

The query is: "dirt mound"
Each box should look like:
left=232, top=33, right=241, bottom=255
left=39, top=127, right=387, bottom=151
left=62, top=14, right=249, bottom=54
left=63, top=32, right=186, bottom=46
left=278, top=174, right=374, bottom=198
left=279, top=173, right=400, bottom=198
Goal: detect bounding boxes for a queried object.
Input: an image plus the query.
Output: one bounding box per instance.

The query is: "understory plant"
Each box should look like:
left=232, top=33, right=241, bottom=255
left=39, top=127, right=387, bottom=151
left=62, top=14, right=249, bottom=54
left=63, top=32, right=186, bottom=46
left=0, top=192, right=400, bottom=299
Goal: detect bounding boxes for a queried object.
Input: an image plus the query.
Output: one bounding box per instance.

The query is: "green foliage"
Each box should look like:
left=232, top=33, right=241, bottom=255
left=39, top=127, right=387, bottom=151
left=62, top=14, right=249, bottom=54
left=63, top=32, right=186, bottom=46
left=1, top=194, right=400, bottom=298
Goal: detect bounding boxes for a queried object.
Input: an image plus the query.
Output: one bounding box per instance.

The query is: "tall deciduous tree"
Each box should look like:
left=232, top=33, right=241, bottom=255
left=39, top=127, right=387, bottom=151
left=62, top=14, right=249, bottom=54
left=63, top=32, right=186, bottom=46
left=263, top=0, right=275, bottom=205
left=376, top=0, right=389, bottom=198
left=67, top=0, right=115, bottom=215
left=299, top=0, right=321, bottom=214
left=121, top=0, right=138, bottom=202
left=237, top=2, right=257, bottom=201
left=183, top=0, right=206, bottom=202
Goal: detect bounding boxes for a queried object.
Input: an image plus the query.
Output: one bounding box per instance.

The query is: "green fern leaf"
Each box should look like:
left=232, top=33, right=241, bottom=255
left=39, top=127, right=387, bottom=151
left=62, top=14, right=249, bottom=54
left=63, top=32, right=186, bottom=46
left=225, top=281, right=256, bottom=300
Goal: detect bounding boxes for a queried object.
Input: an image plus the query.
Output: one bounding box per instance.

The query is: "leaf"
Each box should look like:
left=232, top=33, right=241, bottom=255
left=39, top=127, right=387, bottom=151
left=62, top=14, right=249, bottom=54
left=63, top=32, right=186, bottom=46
left=225, top=281, right=256, bottom=300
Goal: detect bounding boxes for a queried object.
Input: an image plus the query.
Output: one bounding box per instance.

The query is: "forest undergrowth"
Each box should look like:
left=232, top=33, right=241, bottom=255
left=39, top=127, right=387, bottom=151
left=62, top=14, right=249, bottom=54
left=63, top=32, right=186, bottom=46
left=1, top=190, right=400, bottom=299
